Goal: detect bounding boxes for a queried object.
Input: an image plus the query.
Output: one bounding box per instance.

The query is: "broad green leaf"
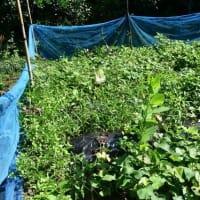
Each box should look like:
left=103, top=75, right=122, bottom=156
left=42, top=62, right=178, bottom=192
left=134, top=169, right=150, bottom=180
left=124, top=164, right=134, bottom=175
left=137, top=185, right=156, bottom=199
left=121, top=178, right=131, bottom=187
left=154, top=142, right=170, bottom=152
left=146, top=119, right=158, bottom=126
left=152, top=106, right=170, bottom=113
left=150, top=93, right=165, bottom=106
left=175, top=147, right=185, bottom=155
left=150, top=75, right=161, bottom=94
left=173, top=167, right=185, bottom=183
left=146, top=107, right=153, bottom=119
left=189, top=148, right=197, bottom=159
left=184, top=167, right=195, bottom=181
left=188, top=126, right=198, bottom=134
left=169, top=154, right=183, bottom=162
left=140, top=126, right=157, bottom=143
left=150, top=175, right=165, bottom=190
left=140, top=154, right=151, bottom=164
left=46, top=195, right=57, bottom=200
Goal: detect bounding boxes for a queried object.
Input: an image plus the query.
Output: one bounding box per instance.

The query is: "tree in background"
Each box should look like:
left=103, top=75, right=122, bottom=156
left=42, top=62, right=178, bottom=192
left=0, top=0, right=91, bottom=54
left=0, top=0, right=23, bottom=53
left=32, top=0, right=91, bottom=25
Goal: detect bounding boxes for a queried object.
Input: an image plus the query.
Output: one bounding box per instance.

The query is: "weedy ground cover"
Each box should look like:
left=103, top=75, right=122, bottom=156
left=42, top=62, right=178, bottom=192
left=0, top=51, right=24, bottom=95
left=18, top=37, right=200, bottom=199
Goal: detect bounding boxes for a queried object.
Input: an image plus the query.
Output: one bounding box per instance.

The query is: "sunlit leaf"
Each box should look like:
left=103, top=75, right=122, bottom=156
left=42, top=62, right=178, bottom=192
left=150, top=93, right=165, bottom=106
left=140, top=126, right=157, bottom=143
left=101, top=174, right=116, bottom=182
left=150, top=175, right=165, bottom=190
left=150, top=75, right=161, bottom=94
left=152, top=106, right=170, bottom=113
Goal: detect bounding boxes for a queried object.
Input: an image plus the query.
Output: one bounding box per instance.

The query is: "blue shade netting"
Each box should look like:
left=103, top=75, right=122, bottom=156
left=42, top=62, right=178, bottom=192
left=29, top=17, right=129, bottom=59
left=0, top=65, right=29, bottom=199
left=29, top=13, right=200, bottom=59
left=0, top=177, right=23, bottom=200
left=129, top=12, right=200, bottom=46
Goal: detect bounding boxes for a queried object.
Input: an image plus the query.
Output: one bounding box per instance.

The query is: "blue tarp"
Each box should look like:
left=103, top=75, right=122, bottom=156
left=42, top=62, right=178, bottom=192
left=1, top=12, right=200, bottom=199
left=0, top=66, right=29, bottom=199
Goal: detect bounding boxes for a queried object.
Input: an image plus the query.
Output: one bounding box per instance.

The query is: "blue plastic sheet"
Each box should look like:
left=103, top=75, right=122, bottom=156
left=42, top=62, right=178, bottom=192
left=29, top=17, right=128, bottom=59
left=0, top=177, right=23, bottom=200
left=2, top=12, right=200, bottom=199
left=0, top=65, right=29, bottom=199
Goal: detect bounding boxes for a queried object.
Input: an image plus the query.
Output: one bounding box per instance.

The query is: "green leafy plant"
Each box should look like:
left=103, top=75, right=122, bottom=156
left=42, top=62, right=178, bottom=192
left=18, top=38, right=200, bottom=199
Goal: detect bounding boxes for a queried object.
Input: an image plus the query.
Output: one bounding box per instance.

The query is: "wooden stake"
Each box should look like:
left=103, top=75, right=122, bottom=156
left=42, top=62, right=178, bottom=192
left=16, top=0, right=33, bottom=85
left=126, top=0, right=129, bottom=14
left=126, top=0, right=133, bottom=47
left=25, top=0, right=33, bottom=24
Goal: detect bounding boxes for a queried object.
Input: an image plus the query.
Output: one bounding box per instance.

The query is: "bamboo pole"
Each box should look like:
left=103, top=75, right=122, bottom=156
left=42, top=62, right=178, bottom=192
left=126, top=0, right=129, bottom=14
left=25, top=0, right=39, bottom=56
left=126, top=0, right=133, bottom=47
left=16, top=0, right=33, bottom=85
left=25, top=0, right=33, bottom=24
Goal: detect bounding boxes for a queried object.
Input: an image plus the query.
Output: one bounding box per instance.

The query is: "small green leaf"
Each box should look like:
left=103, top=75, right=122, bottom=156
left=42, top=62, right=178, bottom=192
left=169, top=154, right=183, bottom=162
left=99, top=187, right=111, bottom=197
left=172, top=196, right=184, bottom=200
left=150, top=93, right=165, bottom=106
left=121, top=178, right=131, bottom=187
left=124, top=164, right=134, bottom=175
left=184, top=167, right=195, bottom=181
left=140, top=126, right=157, bottom=143
left=189, top=148, right=197, bottom=159
left=137, top=185, right=155, bottom=199
left=101, top=174, right=116, bottom=182
left=150, top=175, right=165, bottom=190
left=91, top=179, right=99, bottom=188
left=46, top=195, right=57, bottom=200
left=155, top=142, right=170, bottom=152
left=173, top=167, right=185, bottom=183
left=188, top=126, right=198, bottom=135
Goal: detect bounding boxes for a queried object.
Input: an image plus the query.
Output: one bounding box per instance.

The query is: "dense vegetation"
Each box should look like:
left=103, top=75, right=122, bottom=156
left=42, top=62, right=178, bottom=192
left=18, top=37, right=200, bottom=199
left=0, top=50, right=24, bottom=95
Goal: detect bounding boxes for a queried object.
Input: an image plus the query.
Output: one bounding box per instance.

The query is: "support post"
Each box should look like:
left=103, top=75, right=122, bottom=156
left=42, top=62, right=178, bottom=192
left=126, top=0, right=129, bottom=15
left=126, top=0, right=132, bottom=47
left=25, top=0, right=33, bottom=24
left=16, top=0, right=33, bottom=85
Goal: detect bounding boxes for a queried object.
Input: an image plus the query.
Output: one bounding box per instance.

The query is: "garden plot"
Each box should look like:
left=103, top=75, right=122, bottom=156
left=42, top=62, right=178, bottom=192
left=18, top=38, right=200, bottom=199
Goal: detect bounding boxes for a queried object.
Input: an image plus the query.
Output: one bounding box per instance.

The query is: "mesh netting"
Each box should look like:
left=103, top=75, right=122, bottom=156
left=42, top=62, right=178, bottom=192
left=29, top=13, right=200, bottom=59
